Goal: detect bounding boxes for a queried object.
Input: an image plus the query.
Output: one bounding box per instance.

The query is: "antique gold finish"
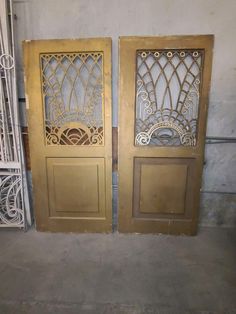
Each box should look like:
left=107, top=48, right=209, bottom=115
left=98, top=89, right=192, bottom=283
left=118, top=36, right=214, bottom=235
left=23, top=38, right=112, bottom=232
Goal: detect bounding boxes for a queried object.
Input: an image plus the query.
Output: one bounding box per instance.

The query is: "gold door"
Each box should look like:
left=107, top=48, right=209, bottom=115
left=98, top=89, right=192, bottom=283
left=118, top=36, right=213, bottom=235
left=23, top=38, right=112, bottom=232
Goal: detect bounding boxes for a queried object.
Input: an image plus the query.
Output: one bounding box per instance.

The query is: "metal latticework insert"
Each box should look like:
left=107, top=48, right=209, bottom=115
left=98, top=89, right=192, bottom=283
left=41, top=52, right=104, bottom=145
left=135, top=50, right=203, bottom=146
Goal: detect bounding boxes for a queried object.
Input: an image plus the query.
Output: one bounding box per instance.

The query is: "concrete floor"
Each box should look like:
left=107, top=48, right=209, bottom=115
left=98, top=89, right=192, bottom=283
left=0, top=227, right=235, bottom=314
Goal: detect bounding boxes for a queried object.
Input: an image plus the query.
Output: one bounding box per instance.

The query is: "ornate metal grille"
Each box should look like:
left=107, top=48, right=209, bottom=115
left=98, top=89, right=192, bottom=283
left=0, top=0, right=30, bottom=228
left=135, top=50, right=203, bottom=146
left=41, top=52, right=104, bottom=145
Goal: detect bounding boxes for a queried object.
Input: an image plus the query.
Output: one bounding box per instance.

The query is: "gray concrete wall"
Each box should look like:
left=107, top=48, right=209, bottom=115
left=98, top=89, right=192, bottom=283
left=13, top=0, right=236, bottom=227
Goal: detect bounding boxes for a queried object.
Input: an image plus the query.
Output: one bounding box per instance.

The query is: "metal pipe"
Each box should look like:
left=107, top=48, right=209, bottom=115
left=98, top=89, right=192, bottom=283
left=206, top=136, right=236, bottom=140
left=206, top=136, right=236, bottom=144
left=201, top=190, right=236, bottom=195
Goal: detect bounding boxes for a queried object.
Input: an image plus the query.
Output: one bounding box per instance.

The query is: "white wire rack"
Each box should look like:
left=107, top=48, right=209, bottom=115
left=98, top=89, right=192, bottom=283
left=0, top=0, right=31, bottom=228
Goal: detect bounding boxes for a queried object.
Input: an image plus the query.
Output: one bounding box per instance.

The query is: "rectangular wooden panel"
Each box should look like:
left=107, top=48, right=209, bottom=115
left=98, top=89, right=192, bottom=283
left=24, top=38, right=112, bottom=233
left=133, top=157, right=195, bottom=220
left=47, top=158, right=105, bottom=216
left=139, top=163, right=187, bottom=214
left=119, top=36, right=214, bottom=235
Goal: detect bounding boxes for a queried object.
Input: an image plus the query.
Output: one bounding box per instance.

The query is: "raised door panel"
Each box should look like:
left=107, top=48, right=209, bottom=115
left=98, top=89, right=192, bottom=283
left=47, top=158, right=105, bottom=217
left=133, top=157, right=195, bottom=220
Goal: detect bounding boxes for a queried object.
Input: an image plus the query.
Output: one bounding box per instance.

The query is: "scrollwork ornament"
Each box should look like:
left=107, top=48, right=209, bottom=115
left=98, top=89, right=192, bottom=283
left=182, top=78, right=200, bottom=115
left=91, top=133, right=103, bottom=145
left=135, top=132, right=151, bottom=145
left=47, top=133, right=59, bottom=145
left=0, top=175, right=24, bottom=226
left=137, top=80, right=153, bottom=116
left=180, top=133, right=196, bottom=146
left=0, top=53, right=14, bottom=70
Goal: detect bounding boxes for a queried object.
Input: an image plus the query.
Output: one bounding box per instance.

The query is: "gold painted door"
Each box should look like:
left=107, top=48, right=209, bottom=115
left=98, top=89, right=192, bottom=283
left=118, top=36, right=213, bottom=235
left=23, top=38, right=112, bottom=232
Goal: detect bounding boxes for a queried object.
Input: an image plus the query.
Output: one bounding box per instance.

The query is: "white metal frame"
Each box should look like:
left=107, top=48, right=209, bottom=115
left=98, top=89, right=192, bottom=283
left=0, top=0, right=31, bottom=228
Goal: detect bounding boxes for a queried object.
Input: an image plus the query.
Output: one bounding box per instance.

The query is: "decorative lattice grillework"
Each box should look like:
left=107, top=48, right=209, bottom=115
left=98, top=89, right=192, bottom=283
left=41, top=52, right=104, bottom=145
left=135, top=50, right=203, bottom=146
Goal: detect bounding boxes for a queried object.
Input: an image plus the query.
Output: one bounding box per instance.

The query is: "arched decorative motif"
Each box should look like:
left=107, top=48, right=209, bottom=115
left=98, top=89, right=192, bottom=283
left=135, top=50, right=203, bottom=146
left=41, top=52, right=104, bottom=145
